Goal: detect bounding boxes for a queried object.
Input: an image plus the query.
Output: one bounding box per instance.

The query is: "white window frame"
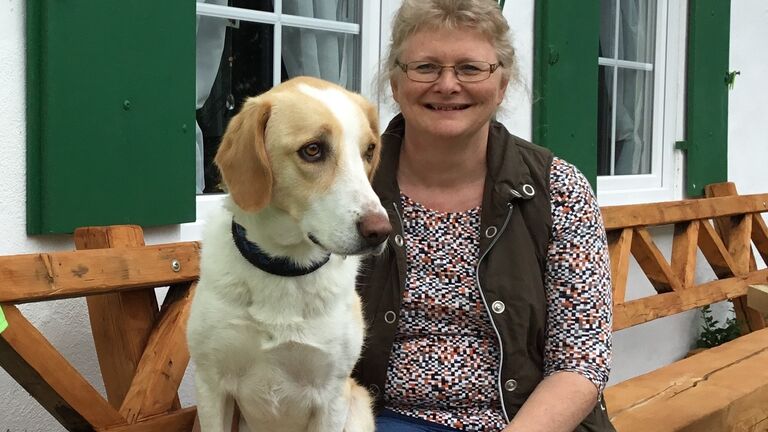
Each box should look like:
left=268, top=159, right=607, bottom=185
left=596, top=0, right=687, bottom=206
left=182, top=1, right=381, bottom=240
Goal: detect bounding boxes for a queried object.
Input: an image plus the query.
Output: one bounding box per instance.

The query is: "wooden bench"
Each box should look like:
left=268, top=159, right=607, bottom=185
left=0, top=226, right=200, bottom=431
left=603, top=183, right=768, bottom=431
left=1, top=182, right=767, bottom=431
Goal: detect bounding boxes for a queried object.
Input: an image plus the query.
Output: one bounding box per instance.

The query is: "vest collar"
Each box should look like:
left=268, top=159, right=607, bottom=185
left=231, top=220, right=330, bottom=277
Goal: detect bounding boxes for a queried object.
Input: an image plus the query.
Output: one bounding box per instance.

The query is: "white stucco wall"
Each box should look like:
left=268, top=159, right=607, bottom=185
left=1, top=1, right=766, bottom=430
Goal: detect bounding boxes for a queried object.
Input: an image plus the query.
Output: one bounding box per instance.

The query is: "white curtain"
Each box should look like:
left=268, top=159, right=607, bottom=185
left=195, top=0, right=228, bottom=193
left=600, top=0, right=656, bottom=175
left=282, top=0, right=355, bottom=88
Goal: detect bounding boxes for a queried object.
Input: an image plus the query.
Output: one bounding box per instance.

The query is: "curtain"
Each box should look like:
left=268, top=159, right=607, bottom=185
left=282, top=0, right=355, bottom=88
left=599, top=0, right=656, bottom=176
left=195, top=0, right=228, bottom=193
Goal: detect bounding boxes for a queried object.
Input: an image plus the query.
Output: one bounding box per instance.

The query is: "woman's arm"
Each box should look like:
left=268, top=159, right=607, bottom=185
left=502, top=371, right=598, bottom=432
left=503, top=158, right=613, bottom=431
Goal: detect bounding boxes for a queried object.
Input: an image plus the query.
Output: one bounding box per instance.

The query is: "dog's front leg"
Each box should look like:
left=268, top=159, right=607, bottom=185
left=195, top=373, right=229, bottom=432
left=306, top=394, right=349, bottom=432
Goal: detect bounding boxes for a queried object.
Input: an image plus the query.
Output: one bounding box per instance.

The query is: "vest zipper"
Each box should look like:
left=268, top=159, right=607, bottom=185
left=475, top=201, right=516, bottom=422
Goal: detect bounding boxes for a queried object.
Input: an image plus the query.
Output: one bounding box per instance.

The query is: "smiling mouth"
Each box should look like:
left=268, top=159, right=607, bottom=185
left=426, top=104, right=471, bottom=111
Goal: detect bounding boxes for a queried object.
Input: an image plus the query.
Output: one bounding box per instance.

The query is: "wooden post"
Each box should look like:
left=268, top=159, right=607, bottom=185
left=73, top=226, right=163, bottom=409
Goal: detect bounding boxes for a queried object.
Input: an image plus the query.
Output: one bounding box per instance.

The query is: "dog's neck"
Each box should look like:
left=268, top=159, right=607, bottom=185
left=227, top=200, right=331, bottom=271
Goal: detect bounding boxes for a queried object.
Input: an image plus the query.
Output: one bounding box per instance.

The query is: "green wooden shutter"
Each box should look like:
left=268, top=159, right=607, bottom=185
left=532, top=1, right=600, bottom=188
left=684, top=0, right=731, bottom=197
left=26, top=1, right=196, bottom=234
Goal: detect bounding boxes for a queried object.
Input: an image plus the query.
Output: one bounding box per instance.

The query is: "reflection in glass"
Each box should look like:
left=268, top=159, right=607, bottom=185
left=617, top=0, right=656, bottom=63
left=283, top=0, right=360, bottom=24
left=598, top=68, right=654, bottom=176
left=282, top=26, right=360, bottom=89
left=196, top=21, right=273, bottom=193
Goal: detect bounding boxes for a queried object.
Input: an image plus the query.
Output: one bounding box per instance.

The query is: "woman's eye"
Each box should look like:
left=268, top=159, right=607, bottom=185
left=457, top=64, right=483, bottom=74
left=413, top=63, right=439, bottom=73
left=299, top=142, right=325, bottom=162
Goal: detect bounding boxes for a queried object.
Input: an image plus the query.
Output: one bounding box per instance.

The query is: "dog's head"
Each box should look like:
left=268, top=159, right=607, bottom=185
left=215, top=77, right=391, bottom=255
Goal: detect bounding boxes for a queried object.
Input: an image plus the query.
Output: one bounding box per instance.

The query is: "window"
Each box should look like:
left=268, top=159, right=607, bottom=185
left=195, top=0, right=366, bottom=194
left=533, top=0, right=731, bottom=205
left=596, top=0, right=683, bottom=204
left=184, top=0, right=379, bottom=239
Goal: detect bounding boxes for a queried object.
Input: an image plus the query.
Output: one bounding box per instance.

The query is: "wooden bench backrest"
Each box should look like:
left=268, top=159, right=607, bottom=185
left=0, top=226, right=200, bottom=432
left=602, top=183, right=768, bottom=331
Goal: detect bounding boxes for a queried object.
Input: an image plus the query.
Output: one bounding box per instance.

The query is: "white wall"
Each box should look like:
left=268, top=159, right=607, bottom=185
left=1, top=1, right=767, bottom=430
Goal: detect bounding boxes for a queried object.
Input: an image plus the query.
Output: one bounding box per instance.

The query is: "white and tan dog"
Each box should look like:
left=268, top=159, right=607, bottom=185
left=187, top=77, right=390, bottom=432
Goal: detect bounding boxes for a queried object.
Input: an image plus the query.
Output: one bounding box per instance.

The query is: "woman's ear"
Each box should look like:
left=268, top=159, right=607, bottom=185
left=390, top=78, right=401, bottom=104
left=214, top=96, right=273, bottom=212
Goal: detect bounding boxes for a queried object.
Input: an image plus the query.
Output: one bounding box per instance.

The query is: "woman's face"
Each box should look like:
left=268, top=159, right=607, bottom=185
left=391, top=26, right=509, bottom=144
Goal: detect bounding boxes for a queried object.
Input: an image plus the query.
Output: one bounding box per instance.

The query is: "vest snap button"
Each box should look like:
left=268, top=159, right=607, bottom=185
left=491, top=301, right=505, bottom=314
left=484, top=226, right=497, bottom=238
left=522, top=184, right=535, bottom=197
left=504, top=379, right=518, bottom=392
left=370, top=384, right=380, bottom=396
left=394, top=234, right=404, bottom=247
left=384, top=310, right=397, bottom=324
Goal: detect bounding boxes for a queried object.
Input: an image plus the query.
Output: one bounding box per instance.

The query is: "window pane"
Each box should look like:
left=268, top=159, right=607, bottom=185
left=597, top=65, right=614, bottom=176
left=231, top=0, right=273, bottom=13
left=196, top=20, right=273, bottom=193
left=613, top=68, right=653, bottom=175
left=284, top=0, right=360, bottom=24
left=282, top=27, right=360, bottom=90
left=617, top=0, right=656, bottom=62
left=599, top=0, right=617, bottom=58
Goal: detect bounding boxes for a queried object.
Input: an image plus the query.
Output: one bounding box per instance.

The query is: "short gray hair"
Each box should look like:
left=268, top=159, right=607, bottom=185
left=377, top=0, right=519, bottom=98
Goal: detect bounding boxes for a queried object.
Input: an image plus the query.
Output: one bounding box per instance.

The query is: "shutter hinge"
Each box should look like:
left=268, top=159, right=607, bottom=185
left=675, top=141, right=689, bottom=151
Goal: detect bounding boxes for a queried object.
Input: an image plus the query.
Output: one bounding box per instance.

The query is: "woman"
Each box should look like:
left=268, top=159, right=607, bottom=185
left=353, top=1, right=615, bottom=431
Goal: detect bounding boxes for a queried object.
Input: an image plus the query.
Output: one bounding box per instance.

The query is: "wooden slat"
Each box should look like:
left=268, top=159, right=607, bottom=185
left=100, top=407, right=196, bottom=432
left=607, top=228, right=633, bottom=305
left=725, top=214, right=754, bottom=274
left=0, top=304, right=126, bottom=429
left=120, top=283, right=195, bottom=423
left=697, top=219, right=738, bottom=278
left=601, top=192, right=768, bottom=230
left=613, top=268, right=768, bottom=330
left=754, top=213, right=768, bottom=266
left=0, top=242, right=200, bottom=303
left=706, top=182, right=766, bottom=333
left=75, top=226, right=161, bottom=410
left=630, top=228, right=683, bottom=294
left=670, top=221, right=699, bottom=289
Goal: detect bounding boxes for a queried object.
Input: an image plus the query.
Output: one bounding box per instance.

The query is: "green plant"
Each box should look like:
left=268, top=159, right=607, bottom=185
left=695, top=305, right=741, bottom=348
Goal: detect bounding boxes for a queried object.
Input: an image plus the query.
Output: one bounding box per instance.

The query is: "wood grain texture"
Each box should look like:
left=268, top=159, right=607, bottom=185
left=0, top=242, right=200, bottom=303
left=607, top=228, right=633, bottom=306
left=75, top=225, right=160, bottom=410
left=0, top=304, right=125, bottom=430
left=119, top=282, right=195, bottom=422
left=630, top=227, right=683, bottom=294
left=99, top=407, right=196, bottom=432
left=671, top=221, right=699, bottom=289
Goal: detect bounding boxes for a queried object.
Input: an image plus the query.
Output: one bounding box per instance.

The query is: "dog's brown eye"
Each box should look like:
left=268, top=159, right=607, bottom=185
left=364, top=143, right=376, bottom=162
left=299, top=142, right=324, bottom=162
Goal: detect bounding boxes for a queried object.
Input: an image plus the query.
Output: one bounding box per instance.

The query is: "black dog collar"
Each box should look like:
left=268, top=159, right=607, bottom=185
left=231, top=220, right=330, bottom=277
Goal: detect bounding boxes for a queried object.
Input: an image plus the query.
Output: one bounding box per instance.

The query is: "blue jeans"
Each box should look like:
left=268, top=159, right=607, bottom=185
left=375, top=409, right=463, bottom=432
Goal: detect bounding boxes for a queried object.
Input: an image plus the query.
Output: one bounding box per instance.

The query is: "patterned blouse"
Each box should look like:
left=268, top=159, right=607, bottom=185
left=384, top=157, right=613, bottom=431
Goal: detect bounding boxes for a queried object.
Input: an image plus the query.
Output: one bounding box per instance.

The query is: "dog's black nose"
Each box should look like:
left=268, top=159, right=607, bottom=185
left=357, top=213, right=392, bottom=247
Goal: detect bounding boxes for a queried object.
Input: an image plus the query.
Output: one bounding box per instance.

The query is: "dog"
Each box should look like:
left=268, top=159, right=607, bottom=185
left=187, top=76, right=391, bottom=432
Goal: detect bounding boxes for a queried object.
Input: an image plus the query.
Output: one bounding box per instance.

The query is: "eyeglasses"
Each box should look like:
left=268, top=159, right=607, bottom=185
left=395, top=60, right=503, bottom=83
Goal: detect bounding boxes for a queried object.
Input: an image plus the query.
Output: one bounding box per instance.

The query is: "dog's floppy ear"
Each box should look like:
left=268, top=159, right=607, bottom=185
left=353, top=94, right=382, bottom=181
left=215, top=96, right=273, bottom=212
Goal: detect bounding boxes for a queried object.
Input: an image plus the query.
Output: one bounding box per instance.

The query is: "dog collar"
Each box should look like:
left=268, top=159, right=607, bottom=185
left=231, top=220, right=331, bottom=277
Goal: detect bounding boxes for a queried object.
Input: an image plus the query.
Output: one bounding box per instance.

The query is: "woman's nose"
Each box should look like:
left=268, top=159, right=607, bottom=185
left=433, top=67, right=462, bottom=92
